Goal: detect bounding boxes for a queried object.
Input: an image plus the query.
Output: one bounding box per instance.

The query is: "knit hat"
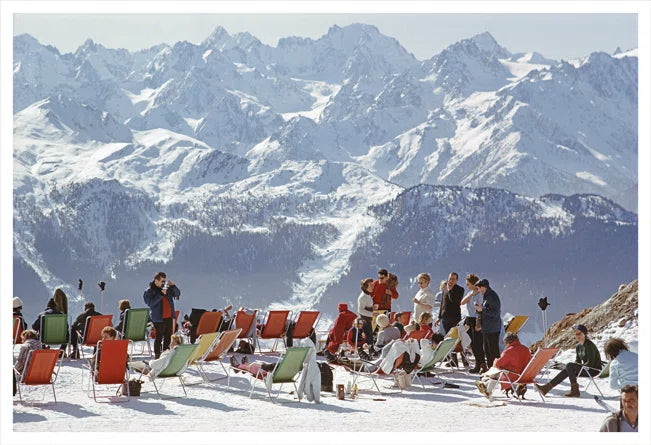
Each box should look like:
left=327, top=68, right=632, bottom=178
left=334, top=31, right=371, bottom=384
left=573, top=324, right=588, bottom=336
left=376, top=313, right=390, bottom=329
left=13, top=297, right=23, bottom=309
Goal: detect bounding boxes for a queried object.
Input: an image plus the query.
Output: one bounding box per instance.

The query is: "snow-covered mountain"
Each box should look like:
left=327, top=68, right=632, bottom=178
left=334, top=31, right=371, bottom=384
left=13, top=25, right=638, bottom=323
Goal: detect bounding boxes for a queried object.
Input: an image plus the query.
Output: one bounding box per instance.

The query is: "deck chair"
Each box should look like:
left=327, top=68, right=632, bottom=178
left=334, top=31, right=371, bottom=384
left=414, top=337, right=460, bottom=388
left=182, top=332, right=220, bottom=384
left=256, top=310, right=291, bottom=353
left=444, top=326, right=469, bottom=369
left=147, top=343, right=199, bottom=398
left=120, top=308, right=151, bottom=356
left=39, top=313, right=68, bottom=364
left=14, top=316, right=24, bottom=345
left=87, top=339, right=130, bottom=402
left=14, top=349, right=61, bottom=405
left=77, top=315, right=113, bottom=359
left=243, top=346, right=310, bottom=402
left=505, top=315, right=529, bottom=334
left=497, top=347, right=559, bottom=403
left=232, top=309, right=258, bottom=345
left=290, top=311, right=320, bottom=340
left=578, top=363, right=605, bottom=397
left=195, top=311, right=223, bottom=338
left=195, top=328, right=242, bottom=384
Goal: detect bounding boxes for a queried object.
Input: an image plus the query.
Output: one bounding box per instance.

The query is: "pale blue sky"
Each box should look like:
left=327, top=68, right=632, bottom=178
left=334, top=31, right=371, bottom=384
left=13, top=13, right=637, bottom=61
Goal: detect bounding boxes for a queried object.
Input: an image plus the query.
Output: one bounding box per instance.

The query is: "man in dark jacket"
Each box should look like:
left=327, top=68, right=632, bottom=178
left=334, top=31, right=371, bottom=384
left=435, top=272, right=464, bottom=334
left=475, top=279, right=502, bottom=368
left=32, top=298, right=62, bottom=332
left=70, top=301, right=102, bottom=359
left=143, top=272, right=180, bottom=358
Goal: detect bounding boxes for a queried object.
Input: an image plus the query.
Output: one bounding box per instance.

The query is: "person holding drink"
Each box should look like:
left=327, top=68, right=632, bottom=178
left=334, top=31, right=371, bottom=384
left=143, top=271, right=180, bottom=359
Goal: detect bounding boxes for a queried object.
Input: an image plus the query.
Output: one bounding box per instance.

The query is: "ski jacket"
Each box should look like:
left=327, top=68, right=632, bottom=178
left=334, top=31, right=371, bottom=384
left=609, top=350, right=638, bottom=390
left=494, top=339, right=532, bottom=389
left=575, top=338, right=602, bottom=370
left=437, top=283, right=464, bottom=326
left=72, top=308, right=103, bottom=335
left=326, top=303, right=357, bottom=353
left=143, top=284, right=180, bottom=323
left=32, top=306, right=62, bottom=332
left=479, top=287, right=502, bottom=334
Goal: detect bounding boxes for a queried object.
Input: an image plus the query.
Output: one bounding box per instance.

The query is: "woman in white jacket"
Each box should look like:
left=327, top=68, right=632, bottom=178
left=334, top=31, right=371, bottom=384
left=604, top=337, right=638, bottom=390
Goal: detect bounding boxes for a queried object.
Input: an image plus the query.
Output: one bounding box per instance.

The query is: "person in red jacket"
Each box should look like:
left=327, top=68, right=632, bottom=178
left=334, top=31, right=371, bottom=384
left=346, top=318, right=367, bottom=350
left=371, top=269, right=399, bottom=311
left=325, top=303, right=358, bottom=358
left=475, top=332, right=532, bottom=399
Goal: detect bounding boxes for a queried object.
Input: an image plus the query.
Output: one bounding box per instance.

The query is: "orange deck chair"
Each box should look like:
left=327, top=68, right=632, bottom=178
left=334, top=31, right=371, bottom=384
left=195, top=311, right=223, bottom=338
left=77, top=314, right=113, bottom=359
left=291, top=311, right=321, bottom=340
left=257, top=310, right=291, bottom=353
left=195, top=328, right=242, bottom=385
left=232, top=309, right=258, bottom=341
left=14, top=349, right=61, bottom=405
left=87, top=339, right=131, bottom=402
left=13, top=316, right=24, bottom=346
left=497, top=347, right=559, bottom=403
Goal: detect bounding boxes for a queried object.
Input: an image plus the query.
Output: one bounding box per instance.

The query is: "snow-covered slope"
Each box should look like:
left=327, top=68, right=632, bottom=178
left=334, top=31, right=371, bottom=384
left=13, top=26, right=638, bottom=322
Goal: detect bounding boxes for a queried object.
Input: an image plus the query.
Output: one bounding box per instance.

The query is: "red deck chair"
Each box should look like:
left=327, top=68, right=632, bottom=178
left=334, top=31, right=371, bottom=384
left=291, top=311, right=321, bottom=340
left=405, top=330, right=427, bottom=341
left=13, top=316, right=24, bottom=346
left=232, top=310, right=258, bottom=339
left=496, top=347, right=559, bottom=403
left=151, top=310, right=181, bottom=339
left=87, top=339, right=130, bottom=402
left=256, top=310, right=291, bottom=353
left=77, top=314, right=113, bottom=359
left=14, top=349, right=61, bottom=405
left=195, top=311, right=223, bottom=337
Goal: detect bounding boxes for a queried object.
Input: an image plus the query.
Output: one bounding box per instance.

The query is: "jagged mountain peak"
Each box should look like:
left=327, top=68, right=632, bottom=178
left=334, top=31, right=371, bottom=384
left=613, top=46, right=623, bottom=55
left=201, top=25, right=232, bottom=46
left=468, top=31, right=509, bottom=56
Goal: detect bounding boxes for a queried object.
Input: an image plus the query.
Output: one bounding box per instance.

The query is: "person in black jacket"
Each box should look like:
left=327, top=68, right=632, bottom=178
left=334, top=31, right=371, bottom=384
left=13, top=297, right=28, bottom=334
left=435, top=272, right=464, bottom=334
left=70, top=302, right=102, bottom=359
left=114, top=299, right=131, bottom=334
left=32, top=298, right=61, bottom=332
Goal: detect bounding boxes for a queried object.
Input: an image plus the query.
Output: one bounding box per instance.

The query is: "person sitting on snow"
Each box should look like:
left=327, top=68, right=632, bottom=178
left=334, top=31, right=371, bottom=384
left=474, top=332, right=531, bottom=399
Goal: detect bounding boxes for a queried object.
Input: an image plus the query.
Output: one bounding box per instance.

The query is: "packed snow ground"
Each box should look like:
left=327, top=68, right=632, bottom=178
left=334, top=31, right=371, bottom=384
left=12, top=317, right=637, bottom=436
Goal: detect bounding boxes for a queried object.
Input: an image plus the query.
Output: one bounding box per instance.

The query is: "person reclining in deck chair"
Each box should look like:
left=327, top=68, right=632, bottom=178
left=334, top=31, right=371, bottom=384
left=229, top=355, right=275, bottom=377
left=474, top=332, right=531, bottom=399
left=13, top=329, right=43, bottom=396
left=324, top=303, right=357, bottom=362
left=89, top=326, right=118, bottom=370
left=130, top=334, right=184, bottom=377
left=374, top=313, right=401, bottom=351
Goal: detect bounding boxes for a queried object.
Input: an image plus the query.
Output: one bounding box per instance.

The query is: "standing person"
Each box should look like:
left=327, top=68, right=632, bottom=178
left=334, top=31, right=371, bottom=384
left=53, top=288, right=68, bottom=317
left=535, top=324, right=602, bottom=397
left=434, top=272, right=464, bottom=335
left=412, top=273, right=435, bottom=325
left=13, top=297, right=28, bottom=333
left=371, top=268, right=399, bottom=311
left=70, top=301, right=102, bottom=359
left=461, top=273, right=486, bottom=374
left=357, top=278, right=375, bottom=345
left=604, top=338, right=638, bottom=390
left=600, top=385, right=638, bottom=432
left=434, top=280, right=446, bottom=335
left=474, top=279, right=502, bottom=370
left=143, top=272, right=180, bottom=359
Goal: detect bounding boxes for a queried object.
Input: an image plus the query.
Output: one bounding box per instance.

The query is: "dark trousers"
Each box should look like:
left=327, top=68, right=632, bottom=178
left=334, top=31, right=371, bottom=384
left=360, top=316, right=373, bottom=345
left=548, top=362, right=600, bottom=388
left=153, top=318, right=173, bottom=358
left=465, top=317, right=485, bottom=366
left=483, top=331, right=500, bottom=367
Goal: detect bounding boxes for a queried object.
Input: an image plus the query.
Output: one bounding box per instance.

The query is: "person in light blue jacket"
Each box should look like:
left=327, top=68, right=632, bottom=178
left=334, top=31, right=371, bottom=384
left=604, top=337, right=638, bottom=390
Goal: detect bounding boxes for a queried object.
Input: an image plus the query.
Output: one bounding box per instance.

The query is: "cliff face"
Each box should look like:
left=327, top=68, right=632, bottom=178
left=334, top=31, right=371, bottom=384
left=531, top=280, right=638, bottom=352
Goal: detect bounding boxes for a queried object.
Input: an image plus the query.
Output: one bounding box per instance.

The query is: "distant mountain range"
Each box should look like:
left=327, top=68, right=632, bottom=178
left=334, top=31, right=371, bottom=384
left=13, top=25, right=637, bottom=325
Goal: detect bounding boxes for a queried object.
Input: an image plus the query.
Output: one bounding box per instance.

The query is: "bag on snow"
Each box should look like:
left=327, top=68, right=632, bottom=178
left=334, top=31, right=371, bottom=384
left=317, top=361, right=334, bottom=392
left=235, top=340, right=254, bottom=355
left=119, top=378, right=143, bottom=396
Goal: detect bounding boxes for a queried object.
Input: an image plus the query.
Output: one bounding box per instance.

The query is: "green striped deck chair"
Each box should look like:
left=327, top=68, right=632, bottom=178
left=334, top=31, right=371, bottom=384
left=414, top=337, right=459, bottom=388
left=149, top=343, right=199, bottom=398
left=120, top=308, right=151, bottom=357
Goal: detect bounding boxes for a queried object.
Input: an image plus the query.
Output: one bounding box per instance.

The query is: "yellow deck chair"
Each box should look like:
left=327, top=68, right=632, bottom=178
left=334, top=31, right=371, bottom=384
left=505, top=316, right=529, bottom=334
left=371, top=310, right=388, bottom=332
left=184, top=332, right=220, bottom=385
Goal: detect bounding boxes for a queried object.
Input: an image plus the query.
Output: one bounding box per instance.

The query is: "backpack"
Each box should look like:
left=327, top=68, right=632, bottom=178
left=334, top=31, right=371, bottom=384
left=317, top=361, right=334, bottom=392
left=235, top=340, right=254, bottom=354
left=118, top=378, right=143, bottom=396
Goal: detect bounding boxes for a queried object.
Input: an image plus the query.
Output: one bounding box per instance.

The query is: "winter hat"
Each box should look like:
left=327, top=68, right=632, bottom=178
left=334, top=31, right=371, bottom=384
left=573, top=324, right=588, bottom=336
left=337, top=303, right=349, bottom=312
left=476, top=279, right=490, bottom=288
left=46, top=298, right=57, bottom=309
left=376, top=313, right=390, bottom=329
left=13, top=297, right=23, bottom=309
